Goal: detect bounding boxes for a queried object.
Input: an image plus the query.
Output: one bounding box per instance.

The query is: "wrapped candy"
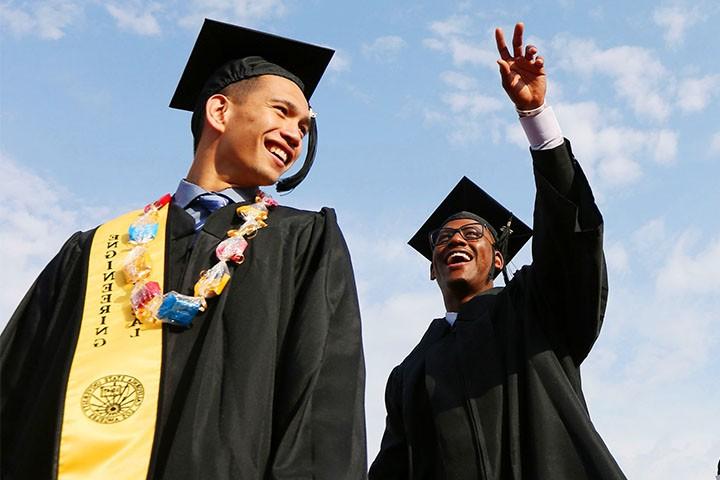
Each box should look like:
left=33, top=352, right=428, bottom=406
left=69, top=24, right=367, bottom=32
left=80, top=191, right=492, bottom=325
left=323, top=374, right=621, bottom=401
left=129, top=209, right=159, bottom=244
left=122, top=246, right=151, bottom=283
left=194, top=261, right=231, bottom=298
left=216, top=236, right=248, bottom=263
left=256, top=191, right=278, bottom=208
left=237, top=203, right=268, bottom=222
left=130, top=281, right=162, bottom=323
left=156, top=292, right=205, bottom=327
left=145, top=193, right=172, bottom=213
left=118, top=189, right=278, bottom=329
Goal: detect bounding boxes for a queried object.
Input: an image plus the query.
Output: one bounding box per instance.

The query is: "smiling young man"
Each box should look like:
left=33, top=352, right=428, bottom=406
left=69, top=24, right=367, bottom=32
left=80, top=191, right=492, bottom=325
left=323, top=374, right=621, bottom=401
left=369, top=23, right=626, bottom=479
left=1, top=20, right=366, bottom=480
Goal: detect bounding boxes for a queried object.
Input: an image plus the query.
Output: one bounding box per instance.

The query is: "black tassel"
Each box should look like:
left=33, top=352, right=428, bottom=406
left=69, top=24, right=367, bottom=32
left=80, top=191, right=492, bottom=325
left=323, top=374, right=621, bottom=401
left=276, top=116, right=317, bottom=192
left=499, top=218, right=513, bottom=284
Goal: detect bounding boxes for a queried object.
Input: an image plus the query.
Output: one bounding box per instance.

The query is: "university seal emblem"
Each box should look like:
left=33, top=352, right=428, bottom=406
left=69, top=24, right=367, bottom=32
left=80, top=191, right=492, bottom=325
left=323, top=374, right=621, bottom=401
left=81, top=374, right=145, bottom=424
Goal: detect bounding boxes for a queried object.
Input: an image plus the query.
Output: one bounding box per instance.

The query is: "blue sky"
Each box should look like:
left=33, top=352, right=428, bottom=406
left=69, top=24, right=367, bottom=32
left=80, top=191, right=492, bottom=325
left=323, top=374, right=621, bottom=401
left=1, top=0, right=719, bottom=478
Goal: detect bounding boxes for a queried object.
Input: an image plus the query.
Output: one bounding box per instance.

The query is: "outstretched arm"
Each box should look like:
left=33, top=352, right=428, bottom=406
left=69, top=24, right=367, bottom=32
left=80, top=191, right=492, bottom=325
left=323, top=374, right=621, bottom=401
left=495, top=23, right=607, bottom=364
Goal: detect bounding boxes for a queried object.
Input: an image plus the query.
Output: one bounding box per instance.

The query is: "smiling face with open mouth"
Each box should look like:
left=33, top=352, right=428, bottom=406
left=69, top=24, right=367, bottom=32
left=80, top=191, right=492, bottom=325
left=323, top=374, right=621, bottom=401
left=431, top=217, right=504, bottom=310
left=215, top=74, right=310, bottom=188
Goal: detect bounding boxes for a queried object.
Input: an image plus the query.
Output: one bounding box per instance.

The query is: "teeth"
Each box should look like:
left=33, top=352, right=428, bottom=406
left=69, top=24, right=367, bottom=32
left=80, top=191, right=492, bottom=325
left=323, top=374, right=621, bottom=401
left=448, top=252, right=471, bottom=263
left=269, top=146, right=288, bottom=162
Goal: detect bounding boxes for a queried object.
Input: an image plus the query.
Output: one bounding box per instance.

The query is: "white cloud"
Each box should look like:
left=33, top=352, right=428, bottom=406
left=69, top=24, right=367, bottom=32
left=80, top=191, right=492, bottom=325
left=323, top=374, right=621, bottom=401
left=653, top=5, right=705, bottom=47
left=423, top=35, right=497, bottom=69
left=547, top=101, right=678, bottom=188
left=676, top=74, right=720, bottom=113
left=0, top=153, right=113, bottom=327
left=711, top=131, right=720, bottom=156
left=328, top=49, right=351, bottom=73
left=424, top=15, right=498, bottom=70
left=178, top=0, right=288, bottom=29
left=580, top=218, right=720, bottom=478
left=428, top=14, right=472, bottom=37
left=631, top=218, right=667, bottom=254
left=362, top=289, right=443, bottom=462
left=106, top=2, right=161, bottom=36
left=655, top=232, right=720, bottom=294
left=651, top=129, right=678, bottom=165
left=0, top=1, right=82, bottom=39
left=362, top=35, right=406, bottom=62
left=439, top=71, right=478, bottom=91
left=606, top=241, right=629, bottom=274
left=441, top=92, right=503, bottom=117
left=551, top=36, right=671, bottom=121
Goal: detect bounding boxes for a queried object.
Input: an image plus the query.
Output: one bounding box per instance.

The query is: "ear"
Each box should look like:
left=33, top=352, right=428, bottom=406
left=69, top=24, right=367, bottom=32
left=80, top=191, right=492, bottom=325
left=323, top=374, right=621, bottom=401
left=494, top=249, right=504, bottom=271
left=430, top=262, right=436, bottom=281
left=204, top=94, right=231, bottom=134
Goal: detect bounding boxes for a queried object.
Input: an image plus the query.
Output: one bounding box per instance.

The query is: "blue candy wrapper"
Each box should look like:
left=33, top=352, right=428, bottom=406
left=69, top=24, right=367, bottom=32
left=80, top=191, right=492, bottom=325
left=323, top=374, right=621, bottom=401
left=156, top=292, right=203, bottom=326
left=129, top=223, right=159, bottom=244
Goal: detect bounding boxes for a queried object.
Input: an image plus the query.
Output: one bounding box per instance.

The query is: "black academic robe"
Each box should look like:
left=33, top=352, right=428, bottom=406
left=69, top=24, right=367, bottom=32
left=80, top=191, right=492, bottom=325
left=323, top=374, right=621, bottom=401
left=369, top=142, right=626, bottom=479
left=1, top=202, right=367, bottom=479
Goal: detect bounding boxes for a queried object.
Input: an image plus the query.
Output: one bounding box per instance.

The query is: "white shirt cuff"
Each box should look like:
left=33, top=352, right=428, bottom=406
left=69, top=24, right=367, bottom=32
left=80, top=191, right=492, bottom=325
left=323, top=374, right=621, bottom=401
left=519, top=106, right=564, bottom=150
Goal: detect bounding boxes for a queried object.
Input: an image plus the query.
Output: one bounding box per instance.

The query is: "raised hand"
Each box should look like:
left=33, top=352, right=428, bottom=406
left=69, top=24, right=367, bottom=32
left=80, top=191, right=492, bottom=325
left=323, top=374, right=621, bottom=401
left=495, top=23, right=546, bottom=110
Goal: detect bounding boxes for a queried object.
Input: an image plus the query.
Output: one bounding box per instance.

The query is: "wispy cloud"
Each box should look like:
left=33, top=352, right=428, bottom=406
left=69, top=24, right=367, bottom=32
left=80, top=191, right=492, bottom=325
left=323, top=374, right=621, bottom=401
left=655, top=232, right=720, bottom=294
left=177, top=0, right=288, bottom=29
left=505, top=101, right=678, bottom=189
left=0, top=0, right=82, bottom=40
left=581, top=218, right=720, bottom=478
left=605, top=241, right=629, bottom=274
left=711, top=131, right=720, bottom=156
left=361, top=289, right=443, bottom=461
left=439, top=71, right=478, bottom=91
left=423, top=15, right=498, bottom=70
left=0, top=153, right=112, bottom=325
left=676, top=74, right=720, bottom=113
left=652, top=4, right=706, bottom=48
left=362, top=35, right=406, bottom=62
left=328, top=49, right=351, bottom=73
left=551, top=35, right=671, bottom=122
left=429, top=72, right=504, bottom=144
left=106, top=2, right=162, bottom=36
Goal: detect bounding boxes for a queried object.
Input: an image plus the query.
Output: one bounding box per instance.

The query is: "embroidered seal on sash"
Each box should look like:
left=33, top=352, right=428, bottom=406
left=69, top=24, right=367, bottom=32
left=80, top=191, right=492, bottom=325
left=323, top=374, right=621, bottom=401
left=80, top=374, right=145, bottom=424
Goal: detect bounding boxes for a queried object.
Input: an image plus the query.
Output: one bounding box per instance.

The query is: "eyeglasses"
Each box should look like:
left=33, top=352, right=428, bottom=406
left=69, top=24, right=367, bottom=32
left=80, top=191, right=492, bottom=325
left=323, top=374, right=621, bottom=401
left=429, top=222, right=488, bottom=248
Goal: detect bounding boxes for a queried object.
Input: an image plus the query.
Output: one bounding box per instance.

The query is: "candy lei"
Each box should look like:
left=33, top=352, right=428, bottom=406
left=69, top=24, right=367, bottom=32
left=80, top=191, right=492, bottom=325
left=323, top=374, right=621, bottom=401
left=123, top=190, right=278, bottom=327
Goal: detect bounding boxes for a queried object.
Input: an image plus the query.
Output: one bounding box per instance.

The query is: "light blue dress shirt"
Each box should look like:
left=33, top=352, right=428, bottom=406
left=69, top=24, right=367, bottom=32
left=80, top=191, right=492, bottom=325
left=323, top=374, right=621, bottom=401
left=173, top=179, right=256, bottom=229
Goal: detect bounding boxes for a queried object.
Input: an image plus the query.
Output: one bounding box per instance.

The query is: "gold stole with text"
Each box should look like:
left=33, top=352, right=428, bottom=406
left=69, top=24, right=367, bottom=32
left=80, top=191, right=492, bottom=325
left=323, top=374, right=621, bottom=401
left=57, top=206, right=167, bottom=479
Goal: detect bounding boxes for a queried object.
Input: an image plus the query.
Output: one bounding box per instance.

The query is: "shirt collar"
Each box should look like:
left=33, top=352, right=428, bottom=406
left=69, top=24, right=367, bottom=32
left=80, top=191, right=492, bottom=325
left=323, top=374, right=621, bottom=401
left=173, top=179, right=256, bottom=208
left=445, top=312, right=458, bottom=326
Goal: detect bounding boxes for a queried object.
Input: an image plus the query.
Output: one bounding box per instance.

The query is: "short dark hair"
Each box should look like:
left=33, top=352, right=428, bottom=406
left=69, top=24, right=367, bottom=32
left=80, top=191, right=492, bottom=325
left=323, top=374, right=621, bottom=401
left=192, top=76, right=264, bottom=151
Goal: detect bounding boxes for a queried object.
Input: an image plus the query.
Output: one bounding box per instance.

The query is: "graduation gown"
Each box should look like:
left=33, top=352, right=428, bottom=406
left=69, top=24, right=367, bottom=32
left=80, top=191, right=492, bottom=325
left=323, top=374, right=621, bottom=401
left=369, top=142, right=626, bottom=479
left=1, top=201, right=367, bottom=479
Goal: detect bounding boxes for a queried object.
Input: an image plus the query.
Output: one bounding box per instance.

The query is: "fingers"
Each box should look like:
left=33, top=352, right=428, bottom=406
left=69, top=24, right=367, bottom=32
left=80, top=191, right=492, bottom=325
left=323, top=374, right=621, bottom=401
left=524, top=45, right=537, bottom=61
left=512, top=22, right=524, bottom=58
left=495, top=28, right=512, bottom=60
left=496, top=59, right=511, bottom=78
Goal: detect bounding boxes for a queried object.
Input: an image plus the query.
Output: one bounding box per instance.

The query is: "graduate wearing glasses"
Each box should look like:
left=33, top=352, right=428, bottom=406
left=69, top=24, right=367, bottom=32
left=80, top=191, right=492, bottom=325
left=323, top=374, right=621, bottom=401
left=369, top=23, right=626, bottom=480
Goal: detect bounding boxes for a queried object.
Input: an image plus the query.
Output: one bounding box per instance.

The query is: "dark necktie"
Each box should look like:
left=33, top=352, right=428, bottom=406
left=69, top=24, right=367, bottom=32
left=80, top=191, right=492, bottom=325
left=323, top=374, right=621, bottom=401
left=189, top=193, right=230, bottom=231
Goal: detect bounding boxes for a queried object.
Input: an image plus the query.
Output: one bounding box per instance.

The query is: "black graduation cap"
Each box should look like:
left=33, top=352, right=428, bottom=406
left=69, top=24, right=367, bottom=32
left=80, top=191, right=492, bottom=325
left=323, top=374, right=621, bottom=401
left=170, top=19, right=335, bottom=191
left=408, top=176, right=533, bottom=278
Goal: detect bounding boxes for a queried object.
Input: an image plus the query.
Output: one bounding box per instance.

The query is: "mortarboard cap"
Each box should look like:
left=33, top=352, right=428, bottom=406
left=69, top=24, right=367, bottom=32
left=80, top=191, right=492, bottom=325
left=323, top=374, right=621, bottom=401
left=170, top=19, right=335, bottom=191
left=408, top=176, right=532, bottom=277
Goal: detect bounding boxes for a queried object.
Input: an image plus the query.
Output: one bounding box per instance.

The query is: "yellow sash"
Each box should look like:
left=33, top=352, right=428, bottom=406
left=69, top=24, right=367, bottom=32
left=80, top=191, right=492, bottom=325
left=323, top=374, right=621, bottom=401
left=57, top=206, right=167, bottom=479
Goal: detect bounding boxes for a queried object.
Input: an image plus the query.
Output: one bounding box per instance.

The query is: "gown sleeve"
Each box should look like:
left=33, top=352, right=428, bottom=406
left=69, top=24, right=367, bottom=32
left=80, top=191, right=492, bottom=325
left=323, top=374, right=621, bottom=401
left=269, top=208, right=367, bottom=479
left=1, top=230, right=93, bottom=478
left=368, top=365, right=408, bottom=479
left=526, top=139, right=608, bottom=363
